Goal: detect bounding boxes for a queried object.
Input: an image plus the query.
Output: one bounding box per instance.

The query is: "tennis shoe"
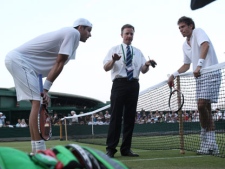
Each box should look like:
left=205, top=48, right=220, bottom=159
left=197, top=141, right=219, bottom=155
left=197, top=147, right=210, bottom=155
left=29, top=152, right=35, bottom=156
left=208, top=142, right=220, bottom=155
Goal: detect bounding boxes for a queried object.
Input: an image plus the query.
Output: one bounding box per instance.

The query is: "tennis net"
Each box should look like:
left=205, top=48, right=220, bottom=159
left=61, top=62, right=225, bottom=157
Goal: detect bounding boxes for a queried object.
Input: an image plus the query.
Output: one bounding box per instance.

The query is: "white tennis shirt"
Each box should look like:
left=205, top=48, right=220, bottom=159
left=14, top=27, right=80, bottom=77
left=182, top=28, right=218, bottom=71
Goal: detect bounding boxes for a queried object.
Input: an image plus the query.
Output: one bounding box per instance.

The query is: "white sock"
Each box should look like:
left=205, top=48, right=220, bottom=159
left=35, top=140, right=46, bottom=153
left=31, top=140, right=36, bottom=154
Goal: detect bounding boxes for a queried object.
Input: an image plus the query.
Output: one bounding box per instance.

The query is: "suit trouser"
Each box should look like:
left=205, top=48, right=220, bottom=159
left=106, top=79, right=139, bottom=153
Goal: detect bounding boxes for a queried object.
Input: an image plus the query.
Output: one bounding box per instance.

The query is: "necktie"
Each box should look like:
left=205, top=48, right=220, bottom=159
left=126, top=45, right=133, bottom=80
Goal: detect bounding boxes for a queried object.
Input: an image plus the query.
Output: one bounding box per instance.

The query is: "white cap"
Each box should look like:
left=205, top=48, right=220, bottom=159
left=73, top=18, right=92, bottom=27
left=0, top=112, right=2, bottom=115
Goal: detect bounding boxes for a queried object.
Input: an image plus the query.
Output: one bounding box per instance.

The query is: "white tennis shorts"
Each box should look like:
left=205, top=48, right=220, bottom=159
left=5, top=51, right=41, bottom=101
left=196, top=70, right=221, bottom=103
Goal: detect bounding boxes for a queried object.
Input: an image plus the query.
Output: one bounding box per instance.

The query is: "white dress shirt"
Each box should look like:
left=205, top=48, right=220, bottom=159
left=103, top=43, right=146, bottom=81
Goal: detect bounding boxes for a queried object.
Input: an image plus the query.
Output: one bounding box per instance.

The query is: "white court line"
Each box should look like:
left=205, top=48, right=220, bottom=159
left=120, top=155, right=203, bottom=162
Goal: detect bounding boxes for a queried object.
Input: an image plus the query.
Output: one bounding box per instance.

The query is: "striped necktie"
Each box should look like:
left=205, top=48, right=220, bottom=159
left=126, top=45, right=133, bottom=80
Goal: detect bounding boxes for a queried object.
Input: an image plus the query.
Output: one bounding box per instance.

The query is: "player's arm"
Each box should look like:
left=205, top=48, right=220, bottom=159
left=168, top=64, right=190, bottom=87
left=104, top=53, right=121, bottom=71
left=43, top=54, right=69, bottom=103
left=193, top=41, right=209, bottom=77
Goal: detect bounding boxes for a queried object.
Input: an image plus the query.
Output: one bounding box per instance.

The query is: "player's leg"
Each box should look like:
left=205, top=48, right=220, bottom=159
left=197, top=99, right=208, bottom=154
left=5, top=51, right=45, bottom=154
left=205, top=70, right=221, bottom=155
left=196, top=73, right=210, bottom=154
left=197, top=71, right=221, bottom=155
left=30, top=100, right=46, bottom=153
left=205, top=102, right=219, bottom=154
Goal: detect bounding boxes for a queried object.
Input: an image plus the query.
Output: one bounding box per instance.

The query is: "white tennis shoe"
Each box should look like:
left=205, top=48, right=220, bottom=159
left=197, top=141, right=219, bottom=155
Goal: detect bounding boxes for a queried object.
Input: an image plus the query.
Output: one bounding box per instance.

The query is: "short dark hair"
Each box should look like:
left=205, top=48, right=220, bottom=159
left=177, top=16, right=195, bottom=30
left=121, top=24, right=135, bottom=34
left=74, top=25, right=88, bottom=29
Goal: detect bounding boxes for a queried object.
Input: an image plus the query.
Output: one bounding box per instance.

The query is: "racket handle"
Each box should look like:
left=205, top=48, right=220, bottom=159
left=38, top=74, right=44, bottom=94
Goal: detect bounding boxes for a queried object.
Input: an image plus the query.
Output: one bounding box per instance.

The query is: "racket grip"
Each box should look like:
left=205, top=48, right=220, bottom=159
left=39, top=74, right=44, bottom=94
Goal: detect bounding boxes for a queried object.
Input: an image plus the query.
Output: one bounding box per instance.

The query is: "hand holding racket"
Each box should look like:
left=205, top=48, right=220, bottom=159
left=168, top=86, right=184, bottom=112
left=38, top=74, right=52, bottom=141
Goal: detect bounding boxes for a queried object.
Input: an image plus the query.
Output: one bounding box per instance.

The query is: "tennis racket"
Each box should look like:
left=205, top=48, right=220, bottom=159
left=168, top=87, right=184, bottom=112
left=38, top=74, right=52, bottom=141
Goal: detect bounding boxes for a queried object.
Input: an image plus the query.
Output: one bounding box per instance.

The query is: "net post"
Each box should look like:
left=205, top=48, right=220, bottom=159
left=177, top=76, right=185, bottom=154
left=59, top=119, right=63, bottom=141
left=64, top=118, right=68, bottom=141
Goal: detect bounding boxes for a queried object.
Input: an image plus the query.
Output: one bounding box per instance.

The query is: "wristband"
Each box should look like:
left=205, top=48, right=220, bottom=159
left=43, top=80, right=53, bottom=91
left=172, top=71, right=179, bottom=78
left=197, top=59, right=205, bottom=67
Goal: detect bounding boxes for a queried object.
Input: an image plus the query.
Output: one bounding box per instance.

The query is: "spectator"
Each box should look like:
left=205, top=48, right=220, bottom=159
left=104, top=117, right=110, bottom=125
left=215, top=108, right=222, bottom=121
left=98, top=111, right=105, bottom=122
left=78, top=112, right=85, bottom=124
left=141, top=109, right=146, bottom=119
left=16, top=119, right=21, bottom=127
left=170, top=111, right=178, bottom=123
left=160, top=112, right=165, bottom=122
left=183, top=111, right=189, bottom=122
left=52, top=113, right=59, bottom=125
left=165, top=113, right=171, bottom=123
left=92, top=114, right=97, bottom=123
left=5, top=121, right=14, bottom=128
left=138, top=117, right=145, bottom=124
left=20, top=119, right=28, bottom=127
left=145, top=116, right=151, bottom=123
left=0, top=112, right=6, bottom=127
left=96, top=117, right=104, bottom=125
left=137, top=111, right=142, bottom=122
left=188, top=111, right=193, bottom=122
left=104, top=110, right=111, bottom=120
left=222, top=111, right=225, bottom=120
left=150, top=118, right=155, bottom=124
left=85, top=115, right=92, bottom=125
left=192, top=110, right=199, bottom=122
left=71, top=110, right=78, bottom=124
left=148, top=111, right=153, bottom=120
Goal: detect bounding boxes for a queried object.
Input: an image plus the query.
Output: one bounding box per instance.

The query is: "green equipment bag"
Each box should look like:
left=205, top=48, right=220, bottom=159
left=0, top=147, right=42, bottom=169
left=0, top=144, right=129, bottom=169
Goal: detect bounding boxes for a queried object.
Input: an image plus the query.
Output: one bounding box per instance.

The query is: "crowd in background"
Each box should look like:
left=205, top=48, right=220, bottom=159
left=50, top=108, right=225, bottom=126
left=0, top=112, right=28, bottom=128
left=51, top=110, right=111, bottom=126
left=135, top=108, right=225, bottom=124
left=1, top=108, right=224, bottom=128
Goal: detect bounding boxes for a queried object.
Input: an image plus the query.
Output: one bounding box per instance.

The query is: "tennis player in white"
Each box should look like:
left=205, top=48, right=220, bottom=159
left=5, top=18, right=92, bottom=154
left=168, top=16, right=220, bottom=155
